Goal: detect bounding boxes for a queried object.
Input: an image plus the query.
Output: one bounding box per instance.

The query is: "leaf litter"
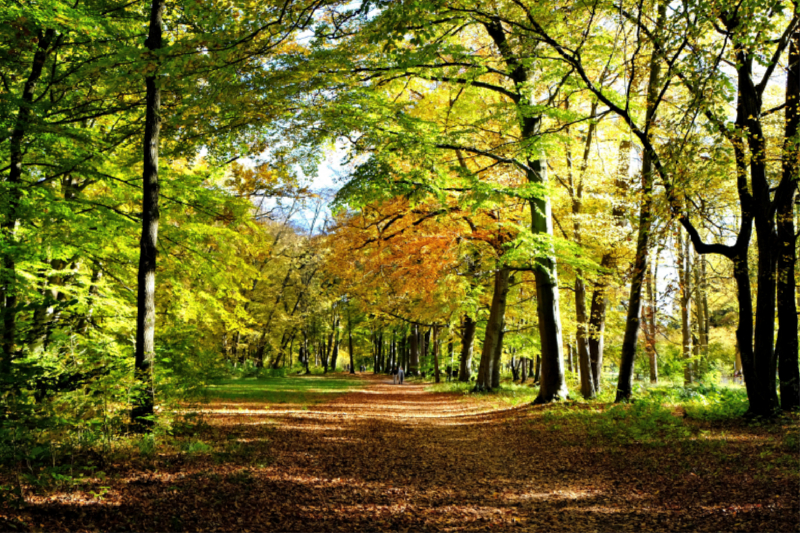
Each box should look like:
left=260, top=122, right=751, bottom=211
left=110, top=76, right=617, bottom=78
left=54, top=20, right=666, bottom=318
left=2, top=374, right=797, bottom=532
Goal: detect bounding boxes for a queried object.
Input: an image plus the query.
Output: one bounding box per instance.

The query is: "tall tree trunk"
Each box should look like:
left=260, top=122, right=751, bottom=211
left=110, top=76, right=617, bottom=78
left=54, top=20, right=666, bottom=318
left=331, top=325, right=340, bottom=371
left=731, top=42, right=780, bottom=416
left=475, top=267, right=511, bottom=392
left=347, top=312, right=355, bottom=374
left=325, top=327, right=335, bottom=374
left=567, top=99, right=597, bottom=399
left=678, top=232, right=694, bottom=385
left=389, top=329, right=396, bottom=373
left=482, top=17, right=567, bottom=403
left=432, top=327, right=441, bottom=383
left=575, top=277, right=595, bottom=399
left=694, top=252, right=708, bottom=364
left=587, top=267, right=608, bottom=392
left=614, top=4, right=663, bottom=401
left=321, top=335, right=329, bottom=373
left=644, top=249, right=658, bottom=383
left=132, top=0, right=165, bottom=428
left=491, top=321, right=504, bottom=389
left=566, top=344, right=574, bottom=373
left=589, top=140, right=632, bottom=393
left=447, top=337, right=454, bottom=381
left=459, top=314, right=475, bottom=382
left=529, top=155, right=569, bottom=403
left=699, top=253, right=710, bottom=354
left=777, top=30, right=800, bottom=411
left=409, top=325, right=419, bottom=376
left=2, top=28, right=57, bottom=371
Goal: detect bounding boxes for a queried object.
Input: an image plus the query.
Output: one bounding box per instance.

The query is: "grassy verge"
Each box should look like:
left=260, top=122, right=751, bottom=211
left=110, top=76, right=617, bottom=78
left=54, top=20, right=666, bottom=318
left=428, top=375, right=751, bottom=418
left=200, top=373, right=364, bottom=406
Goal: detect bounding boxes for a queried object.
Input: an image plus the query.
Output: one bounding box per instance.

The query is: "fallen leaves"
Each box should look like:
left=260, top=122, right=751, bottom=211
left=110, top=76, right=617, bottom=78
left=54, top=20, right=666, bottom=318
left=2, top=374, right=798, bottom=532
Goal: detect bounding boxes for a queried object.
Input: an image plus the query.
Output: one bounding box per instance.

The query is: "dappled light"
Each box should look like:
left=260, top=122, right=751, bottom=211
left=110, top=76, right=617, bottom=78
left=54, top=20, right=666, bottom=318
left=3, top=0, right=799, bottom=531
left=6, top=374, right=796, bottom=531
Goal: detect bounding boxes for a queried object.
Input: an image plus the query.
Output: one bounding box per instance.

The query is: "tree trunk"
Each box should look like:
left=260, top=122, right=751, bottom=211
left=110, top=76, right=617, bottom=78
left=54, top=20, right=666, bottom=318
left=389, top=329, right=396, bottom=373
left=474, top=267, right=511, bottom=391
left=614, top=7, right=663, bottom=401
left=331, top=326, right=340, bottom=371
left=588, top=273, right=608, bottom=393
left=1, top=28, right=57, bottom=371
left=732, top=44, right=780, bottom=416
left=491, top=321, right=504, bottom=389
left=777, top=30, right=800, bottom=411
left=432, top=327, right=441, bottom=383
left=588, top=140, right=632, bottom=393
left=679, top=232, right=694, bottom=385
left=482, top=18, right=567, bottom=403
left=694, top=252, right=708, bottom=367
left=347, top=312, right=355, bottom=374
left=459, top=314, right=475, bottom=382
left=408, top=325, right=419, bottom=376
left=325, top=328, right=334, bottom=374
left=644, top=249, right=658, bottom=383
left=575, top=277, right=595, bottom=399
left=529, top=156, right=569, bottom=403
left=566, top=344, right=573, bottom=373
left=566, top=99, right=598, bottom=399
left=132, top=0, right=165, bottom=428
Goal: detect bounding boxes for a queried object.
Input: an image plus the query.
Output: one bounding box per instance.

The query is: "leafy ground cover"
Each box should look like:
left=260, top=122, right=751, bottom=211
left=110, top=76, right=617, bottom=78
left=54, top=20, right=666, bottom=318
left=1, top=373, right=797, bottom=532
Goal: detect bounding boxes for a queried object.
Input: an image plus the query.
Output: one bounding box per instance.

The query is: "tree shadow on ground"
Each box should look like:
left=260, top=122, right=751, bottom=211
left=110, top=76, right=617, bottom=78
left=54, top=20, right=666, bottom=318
left=13, top=377, right=800, bottom=532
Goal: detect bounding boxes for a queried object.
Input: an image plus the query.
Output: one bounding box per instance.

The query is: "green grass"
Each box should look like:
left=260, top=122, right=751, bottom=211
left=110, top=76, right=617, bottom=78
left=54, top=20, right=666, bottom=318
left=428, top=380, right=540, bottom=407
left=429, top=375, right=749, bottom=419
left=201, top=374, right=363, bottom=406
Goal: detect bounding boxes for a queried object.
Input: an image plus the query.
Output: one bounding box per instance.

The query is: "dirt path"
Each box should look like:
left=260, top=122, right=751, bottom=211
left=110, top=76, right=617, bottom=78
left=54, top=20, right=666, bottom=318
left=16, top=374, right=799, bottom=532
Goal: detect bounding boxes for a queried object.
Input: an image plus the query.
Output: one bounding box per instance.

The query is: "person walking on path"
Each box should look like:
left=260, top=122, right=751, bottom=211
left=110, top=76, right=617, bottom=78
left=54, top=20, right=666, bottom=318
left=392, top=366, right=398, bottom=385
left=397, top=366, right=405, bottom=385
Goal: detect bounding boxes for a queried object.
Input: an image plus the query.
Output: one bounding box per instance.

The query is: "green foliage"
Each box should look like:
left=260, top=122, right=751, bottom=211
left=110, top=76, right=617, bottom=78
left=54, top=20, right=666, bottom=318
left=181, top=440, right=213, bottom=455
left=645, top=383, right=750, bottom=421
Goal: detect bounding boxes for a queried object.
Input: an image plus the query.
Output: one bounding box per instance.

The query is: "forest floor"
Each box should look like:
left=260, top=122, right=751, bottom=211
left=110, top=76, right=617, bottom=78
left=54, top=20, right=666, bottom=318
left=4, top=373, right=799, bottom=532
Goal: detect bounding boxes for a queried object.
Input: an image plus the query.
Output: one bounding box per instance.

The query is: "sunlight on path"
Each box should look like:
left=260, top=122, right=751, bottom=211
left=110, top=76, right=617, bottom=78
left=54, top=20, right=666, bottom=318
left=17, top=373, right=798, bottom=532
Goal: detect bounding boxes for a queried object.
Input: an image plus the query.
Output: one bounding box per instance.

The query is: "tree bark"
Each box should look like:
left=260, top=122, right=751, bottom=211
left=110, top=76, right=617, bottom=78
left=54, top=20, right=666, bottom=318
left=587, top=268, right=608, bottom=393
left=529, top=155, right=569, bottom=403
left=408, top=325, right=419, bottom=376
left=459, top=314, right=475, bottom=382
left=588, top=140, right=632, bottom=393
left=491, top=321, right=504, bottom=389
left=733, top=39, right=780, bottom=415
left=347, top=311, right=355, bottom=374
left=475, top=267, right=511, bottom=391
left=481, top=19, right=567, bottom=403
left=777, top=29, right=800, bottom=411
left=432, top=326, right=441, bottom=383
left=2, top=28, right=57, bottom=371
left=331, top=322, right=340, bottom=371
left=678, top=231, right=694, bottom=385
left=644, top=249, right=658, bottom=383
left=614, top=4, right=663, bottom=401
left=575, top=276, right=595, bottom=399
left=132, top=0, right=165, bottom=428
left=566, top=344, right=574, bottom=373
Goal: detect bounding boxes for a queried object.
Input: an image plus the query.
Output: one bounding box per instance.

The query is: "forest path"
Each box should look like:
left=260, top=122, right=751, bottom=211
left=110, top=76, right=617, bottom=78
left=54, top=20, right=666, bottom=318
left=18, top=373, right=798, bottom=532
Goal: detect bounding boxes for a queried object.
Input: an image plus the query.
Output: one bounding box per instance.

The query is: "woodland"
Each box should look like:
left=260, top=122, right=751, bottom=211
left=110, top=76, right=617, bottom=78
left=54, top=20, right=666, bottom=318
left=0, top=0, right=799, bottom=531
